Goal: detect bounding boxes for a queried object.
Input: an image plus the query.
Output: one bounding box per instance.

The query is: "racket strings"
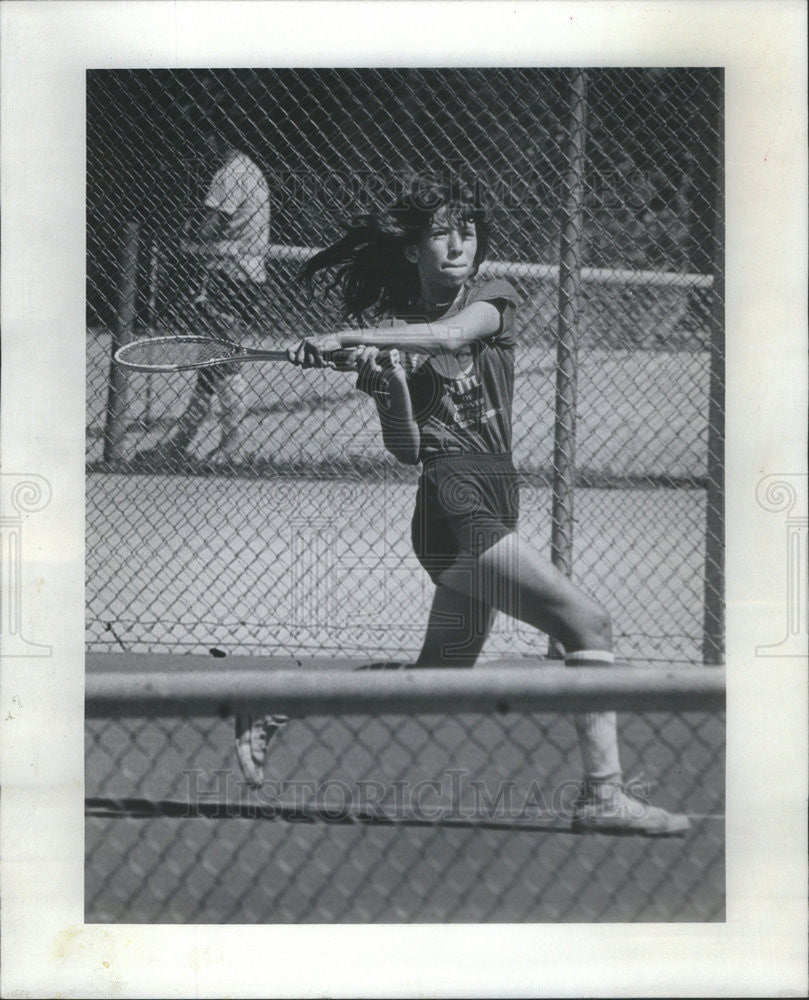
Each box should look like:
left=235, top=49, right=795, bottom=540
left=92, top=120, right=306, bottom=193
left=120, top=336, right=239, bottom=369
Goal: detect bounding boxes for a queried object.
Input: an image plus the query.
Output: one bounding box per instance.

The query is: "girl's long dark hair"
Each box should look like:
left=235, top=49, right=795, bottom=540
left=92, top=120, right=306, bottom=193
left=298, top=175, right=490, bottom=325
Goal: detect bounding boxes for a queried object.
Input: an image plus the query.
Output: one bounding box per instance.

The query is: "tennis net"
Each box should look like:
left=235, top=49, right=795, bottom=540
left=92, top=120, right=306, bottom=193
left=86, top=654, right=725, bottom=923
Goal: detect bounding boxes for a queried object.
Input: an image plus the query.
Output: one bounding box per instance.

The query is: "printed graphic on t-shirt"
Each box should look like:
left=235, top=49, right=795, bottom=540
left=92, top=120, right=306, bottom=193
left=398, top=278, right=519, bottom=457
left=444, top=367, right=498, bottom=431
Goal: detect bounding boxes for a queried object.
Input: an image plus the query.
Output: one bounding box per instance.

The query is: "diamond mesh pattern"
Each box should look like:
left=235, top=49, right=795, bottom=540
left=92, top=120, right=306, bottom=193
left=87, top=69, right=723, bottom=659
left=85, top=700, right=724, bottom=923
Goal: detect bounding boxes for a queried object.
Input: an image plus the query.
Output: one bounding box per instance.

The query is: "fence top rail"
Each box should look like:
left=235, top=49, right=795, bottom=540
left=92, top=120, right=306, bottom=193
left=85, top=658, right=726, bottom=718
left=263, top=243, right=714, bottom=289
left=145, top=234, right=713, bottom=289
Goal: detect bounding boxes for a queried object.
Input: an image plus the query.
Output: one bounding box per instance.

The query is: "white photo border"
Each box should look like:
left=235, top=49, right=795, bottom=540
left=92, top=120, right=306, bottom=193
left=1, top=1, right=807, bottom=996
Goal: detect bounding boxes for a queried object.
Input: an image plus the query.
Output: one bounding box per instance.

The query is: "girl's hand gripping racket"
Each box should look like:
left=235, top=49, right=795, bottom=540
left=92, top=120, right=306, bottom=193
left=114, top=334, right=358, bottom=373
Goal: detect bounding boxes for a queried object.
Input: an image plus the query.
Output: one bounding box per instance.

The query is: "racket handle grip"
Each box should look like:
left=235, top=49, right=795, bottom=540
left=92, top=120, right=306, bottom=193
left=327, top=347, right=359, bottom=371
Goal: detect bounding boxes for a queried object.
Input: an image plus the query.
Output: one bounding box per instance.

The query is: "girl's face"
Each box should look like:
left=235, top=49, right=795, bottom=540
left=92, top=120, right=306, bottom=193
left=407, top=209, right=479, bottom=299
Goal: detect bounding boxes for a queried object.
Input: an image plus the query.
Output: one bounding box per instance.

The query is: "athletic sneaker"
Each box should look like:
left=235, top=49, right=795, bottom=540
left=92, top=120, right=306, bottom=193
left=571, top=781, right=690, bottom=836
left=234, top=714, right=289, bottom=787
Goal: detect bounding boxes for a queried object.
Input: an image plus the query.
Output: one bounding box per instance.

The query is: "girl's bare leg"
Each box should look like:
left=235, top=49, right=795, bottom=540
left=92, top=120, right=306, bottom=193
left=414, top=583, right=496, bottom=668
left=437, top=532, right=612, bottom=650
left=436, top=533, right=620, bottom=782
left=434, top=532, right=690, bottom=833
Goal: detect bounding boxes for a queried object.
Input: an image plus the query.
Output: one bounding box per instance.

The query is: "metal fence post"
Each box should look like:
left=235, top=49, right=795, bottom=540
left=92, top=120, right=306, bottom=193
left=102, top=221, right=139, bottom=463
left=549, top=70, right=587, bottom=657
left=86, top=70, right=723, bottom=664
left=703, top=84, right=725, bottom=664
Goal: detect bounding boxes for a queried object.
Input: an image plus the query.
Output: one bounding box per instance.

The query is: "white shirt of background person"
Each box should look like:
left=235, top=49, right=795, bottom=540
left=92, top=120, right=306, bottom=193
left=203, top=150, right=271, bottom=285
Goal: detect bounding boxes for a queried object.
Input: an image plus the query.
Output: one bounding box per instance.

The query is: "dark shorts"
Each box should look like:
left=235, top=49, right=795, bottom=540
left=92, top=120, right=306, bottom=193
left=411, top=452, right=520, bottom=585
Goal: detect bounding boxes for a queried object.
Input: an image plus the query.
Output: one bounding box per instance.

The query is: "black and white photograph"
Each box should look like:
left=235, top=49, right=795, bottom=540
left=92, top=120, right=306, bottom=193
left=84, top=66, right=725, bottom=924
left=1, top=2, right=806, bottom=997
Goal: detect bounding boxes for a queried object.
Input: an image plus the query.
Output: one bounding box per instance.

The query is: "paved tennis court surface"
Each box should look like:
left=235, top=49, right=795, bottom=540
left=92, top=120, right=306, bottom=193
left=85, top=657, right=725, bottom=923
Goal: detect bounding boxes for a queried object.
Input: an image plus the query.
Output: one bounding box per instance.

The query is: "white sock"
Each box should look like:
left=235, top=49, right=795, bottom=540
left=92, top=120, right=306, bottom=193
left=565, top=650, right=621, bottom=784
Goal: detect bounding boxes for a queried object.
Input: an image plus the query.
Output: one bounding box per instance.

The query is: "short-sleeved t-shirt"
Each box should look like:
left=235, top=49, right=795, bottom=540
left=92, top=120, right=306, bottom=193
left=399, top=278, right=519, bottom=459
left=204, top=151, right=271, bottom=284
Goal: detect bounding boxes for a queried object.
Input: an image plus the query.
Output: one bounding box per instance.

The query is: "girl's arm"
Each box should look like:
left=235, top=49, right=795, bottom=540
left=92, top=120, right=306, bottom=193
left=356, top=348, right=420, bottom=465
left=288, top=300, right=502, bottom=368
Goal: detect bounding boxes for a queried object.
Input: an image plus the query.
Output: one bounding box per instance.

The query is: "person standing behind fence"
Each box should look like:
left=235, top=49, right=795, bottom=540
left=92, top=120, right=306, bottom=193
left=236, top=175, right=689, bottom=837
left=142, top=110, right=271, bottom=467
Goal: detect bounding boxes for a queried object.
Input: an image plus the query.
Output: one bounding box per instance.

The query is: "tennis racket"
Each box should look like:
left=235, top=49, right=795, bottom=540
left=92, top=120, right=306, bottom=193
left=114, top=335, right=357, bottom=373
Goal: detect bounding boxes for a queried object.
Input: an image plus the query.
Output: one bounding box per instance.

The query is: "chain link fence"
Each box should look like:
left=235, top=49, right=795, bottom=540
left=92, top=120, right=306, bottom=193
left=86, top=67, right=723, bottom=664
left=85, top=665, right=725, bottom=923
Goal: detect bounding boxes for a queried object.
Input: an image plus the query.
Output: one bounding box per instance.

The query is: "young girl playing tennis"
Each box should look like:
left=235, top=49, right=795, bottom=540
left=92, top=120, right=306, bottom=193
left=237, top=176, right=688, bottom=836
